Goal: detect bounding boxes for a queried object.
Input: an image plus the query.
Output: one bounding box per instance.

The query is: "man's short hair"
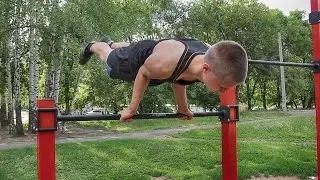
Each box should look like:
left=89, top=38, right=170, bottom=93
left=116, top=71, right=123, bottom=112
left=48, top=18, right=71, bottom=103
left=204, top=40, right=248, bottom=84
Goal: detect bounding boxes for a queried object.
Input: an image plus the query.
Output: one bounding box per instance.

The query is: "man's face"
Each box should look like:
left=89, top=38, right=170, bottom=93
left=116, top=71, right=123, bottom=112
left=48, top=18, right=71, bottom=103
left=202, top=64, right=236, bottom=93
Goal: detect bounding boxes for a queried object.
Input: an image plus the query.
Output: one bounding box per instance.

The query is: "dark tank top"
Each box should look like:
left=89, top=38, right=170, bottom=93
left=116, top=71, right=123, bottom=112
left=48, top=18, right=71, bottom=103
left=149, top=38, right=209, bottom=85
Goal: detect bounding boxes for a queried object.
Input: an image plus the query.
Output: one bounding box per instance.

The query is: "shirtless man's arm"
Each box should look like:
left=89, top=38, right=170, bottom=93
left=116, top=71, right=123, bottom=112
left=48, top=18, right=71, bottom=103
left=120, top=63, right=151, bottom=121
left=172, top=84, right=193, bottom=120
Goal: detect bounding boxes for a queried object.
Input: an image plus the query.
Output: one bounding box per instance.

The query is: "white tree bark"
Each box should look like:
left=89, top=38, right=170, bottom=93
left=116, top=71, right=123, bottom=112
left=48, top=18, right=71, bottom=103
left=13, top=0, right=24, bottom=136
left=6, top=42, right=14, bottom=134
left=45, top=45, right=55, bottom=99
left=53, top=49, right=62, bottom=104
left=28, top=0, right=40, bottom=132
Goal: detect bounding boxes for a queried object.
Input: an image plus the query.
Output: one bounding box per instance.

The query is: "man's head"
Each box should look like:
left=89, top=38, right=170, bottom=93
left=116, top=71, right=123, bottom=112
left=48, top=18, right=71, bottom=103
left=202, top=40, right=248, bottom=93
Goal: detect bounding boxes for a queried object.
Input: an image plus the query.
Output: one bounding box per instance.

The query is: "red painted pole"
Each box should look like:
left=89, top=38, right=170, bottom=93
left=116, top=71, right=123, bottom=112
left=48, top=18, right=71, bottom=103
left=311, top=0, right=320, bottom=178
left=37, top=99, right=56, bottom=180
left=220, top=86, right=238, bottom=180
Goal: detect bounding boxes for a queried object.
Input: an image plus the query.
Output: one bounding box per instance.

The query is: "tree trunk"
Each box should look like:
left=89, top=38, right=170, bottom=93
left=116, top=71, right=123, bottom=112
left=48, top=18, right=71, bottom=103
left=0, top=95, right=8, bottom=128
left=251, top=79, right=258, bottom=106
left=71, top=70, right=83, bottom=111
left=6, top=44, right=14, bottom=134
left=28, top=0, right=40, bottom=132
left=53, top=53, right=62, bottom=104
left=45, top=60, right=55, bottom=98
left=0, top=43, right=9, bottom=128
left=301, top=95, right=306, bottom=109
left=293, top=100, right=298, bottom=109
left=261, top=81, right=267, bottom=110
left=246, top=78, right=252, bottom=110
left=13, top=0, right=24, bottom=136
left=247, top=77, right=258, bottom=110
left=2, top=0, right=15, bottom=134
left=276, top=79, right=281, bottom=109
left=54, top=37, right=64, bottom=132
left=52, top=39, right=62, bottom=104
left=45, top=0, right=60, bottom=99
left=307, top=96, right=313, bottom=109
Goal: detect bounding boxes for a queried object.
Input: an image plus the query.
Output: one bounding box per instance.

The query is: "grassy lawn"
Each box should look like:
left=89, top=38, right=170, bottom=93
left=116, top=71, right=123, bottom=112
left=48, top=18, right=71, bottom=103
left=0, top=111, right=316, bottom=180
left=72, top=110, right=289, bottom=133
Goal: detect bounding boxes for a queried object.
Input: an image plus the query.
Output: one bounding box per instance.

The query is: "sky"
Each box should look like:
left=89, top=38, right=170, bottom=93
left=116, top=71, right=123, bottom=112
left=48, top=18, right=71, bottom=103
left=182, top=0, right=311, bottom=16
left=258, top=0, right=311, bottom=15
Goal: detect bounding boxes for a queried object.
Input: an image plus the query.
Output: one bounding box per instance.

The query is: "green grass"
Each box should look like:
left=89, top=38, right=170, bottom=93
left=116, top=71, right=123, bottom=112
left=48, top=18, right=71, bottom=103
left=172, top=114, right=317, bottom=179
left=173, top=115, right=315, bottom=142
left=239, top=110, right=289, bottom=121
left=72, top=110, right=289, bottom=133
left=0, top=111, right=316, bottom=180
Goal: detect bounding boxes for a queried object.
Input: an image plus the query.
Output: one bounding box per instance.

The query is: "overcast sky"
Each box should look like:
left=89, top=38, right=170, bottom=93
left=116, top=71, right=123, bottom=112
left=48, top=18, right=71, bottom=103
left=182, top=0, right=311, bottom=15
left=258, top=0, right=310, bottom=15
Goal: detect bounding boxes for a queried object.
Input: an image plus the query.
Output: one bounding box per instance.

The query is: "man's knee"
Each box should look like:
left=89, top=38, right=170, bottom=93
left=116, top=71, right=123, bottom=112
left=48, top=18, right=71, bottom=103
left=91, top=42, right=112, bottom=61
left=92, top=42, right=112, bottom=53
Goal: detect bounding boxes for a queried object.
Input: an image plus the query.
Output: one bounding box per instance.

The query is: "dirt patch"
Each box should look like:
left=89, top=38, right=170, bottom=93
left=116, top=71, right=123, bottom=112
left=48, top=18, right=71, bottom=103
left=250, top=176, right=317, bottom=180
left=151, top=177, right=168, bottom=180
left=0, top=125, right=114, bottom=148
left=0, top=128, right=35, bottom=144
left=250, top=177, right=299, bottom=180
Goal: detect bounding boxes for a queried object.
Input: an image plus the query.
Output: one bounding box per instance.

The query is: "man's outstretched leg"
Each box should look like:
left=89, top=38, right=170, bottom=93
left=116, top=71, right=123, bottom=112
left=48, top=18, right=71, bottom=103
left=79, top=42, right=112, bottom=65
left=79, top=38, right=130, bottom=65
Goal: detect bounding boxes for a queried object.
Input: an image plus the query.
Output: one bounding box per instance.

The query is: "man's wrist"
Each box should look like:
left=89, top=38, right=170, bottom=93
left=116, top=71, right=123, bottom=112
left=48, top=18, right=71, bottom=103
left=177, top=106, right=189, bottom=112
left=128, top=104, right=138, bottom=113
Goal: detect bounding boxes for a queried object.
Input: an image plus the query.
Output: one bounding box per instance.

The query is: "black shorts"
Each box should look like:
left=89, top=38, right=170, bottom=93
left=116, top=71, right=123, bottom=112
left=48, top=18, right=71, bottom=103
left=106, top=40, right=157, bottom=82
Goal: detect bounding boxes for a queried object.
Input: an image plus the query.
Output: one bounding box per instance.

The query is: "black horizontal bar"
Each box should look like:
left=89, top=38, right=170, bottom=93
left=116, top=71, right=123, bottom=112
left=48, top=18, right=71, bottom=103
left=57, top=112, right=223, bottom=122
left=249, top=59, right=316, bottom=68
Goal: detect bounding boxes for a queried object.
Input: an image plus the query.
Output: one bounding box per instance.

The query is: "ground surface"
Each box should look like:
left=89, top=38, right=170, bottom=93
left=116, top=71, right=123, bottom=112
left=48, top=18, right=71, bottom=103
left=0, top=110, right=317, bottom=180
left=1, top=110, right=315, bottom=150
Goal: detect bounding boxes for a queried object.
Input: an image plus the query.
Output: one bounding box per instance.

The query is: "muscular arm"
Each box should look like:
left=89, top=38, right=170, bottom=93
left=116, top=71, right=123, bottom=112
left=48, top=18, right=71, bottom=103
left=172, top=83, right=189, bottom=111
left=172, top=83, right=193, bottom=120
left=127, top=65, right=151, bottom=113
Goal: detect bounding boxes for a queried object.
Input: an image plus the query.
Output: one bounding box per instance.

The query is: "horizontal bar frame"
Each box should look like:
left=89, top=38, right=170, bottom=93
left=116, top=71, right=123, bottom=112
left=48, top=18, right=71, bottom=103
left=249, top=59, right=317, bottom=68
left=57, top=112, right=224, bottom=122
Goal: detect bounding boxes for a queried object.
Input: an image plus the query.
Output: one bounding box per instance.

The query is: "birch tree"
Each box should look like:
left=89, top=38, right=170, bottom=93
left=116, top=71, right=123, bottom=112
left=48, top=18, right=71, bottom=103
left=6, top=42, right=14, bottom=134
left=0, top=36, right=10, bottom=130
left=12, top=0, right=24, bottom=136
left=28, top=0, right=40, bottom=132
left=0, top=0, right=13, bottom=132
left=0, top=44, right=8, bottom=128
left=44, top=0, right=62, bottom=101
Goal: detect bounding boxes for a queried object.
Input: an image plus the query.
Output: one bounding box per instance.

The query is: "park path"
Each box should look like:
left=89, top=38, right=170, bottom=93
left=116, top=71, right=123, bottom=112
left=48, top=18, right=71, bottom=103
left=0, top=110, right=315, bottom=150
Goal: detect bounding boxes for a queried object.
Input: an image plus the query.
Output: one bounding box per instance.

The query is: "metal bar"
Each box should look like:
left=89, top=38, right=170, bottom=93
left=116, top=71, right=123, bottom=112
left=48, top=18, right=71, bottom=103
left=249, top=59, right=316, bottom=68
left=57, top=112, right=223, bottom=122
left=37, top=99, right=56, bottom=180
left=220, top=86, right=238, bottom=180
left=310, top=0, right=320, bottom=178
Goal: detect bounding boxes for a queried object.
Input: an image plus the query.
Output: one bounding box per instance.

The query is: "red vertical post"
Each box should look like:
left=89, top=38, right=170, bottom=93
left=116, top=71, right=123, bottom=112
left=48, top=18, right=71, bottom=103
left=220, top=86, right=238, bottom=180
left=37, top=99, right=56, bottom=180
left=311, top=0, right=320, bottom=178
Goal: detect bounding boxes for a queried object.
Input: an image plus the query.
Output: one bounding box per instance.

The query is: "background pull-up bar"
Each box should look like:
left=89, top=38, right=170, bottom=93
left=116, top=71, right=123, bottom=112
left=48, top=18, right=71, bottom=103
left=249, top=59, right=319, bottom=69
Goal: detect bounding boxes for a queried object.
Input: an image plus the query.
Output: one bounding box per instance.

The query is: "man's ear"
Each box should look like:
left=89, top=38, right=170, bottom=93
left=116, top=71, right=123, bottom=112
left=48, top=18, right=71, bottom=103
left=203, top=63, right=212, bottom=72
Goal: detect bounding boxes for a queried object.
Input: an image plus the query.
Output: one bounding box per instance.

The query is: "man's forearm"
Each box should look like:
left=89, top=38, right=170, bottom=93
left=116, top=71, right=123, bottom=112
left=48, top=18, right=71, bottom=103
left=128, top=70, right=150, bottom=112
left=172, top=84, right=189, bottom=110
